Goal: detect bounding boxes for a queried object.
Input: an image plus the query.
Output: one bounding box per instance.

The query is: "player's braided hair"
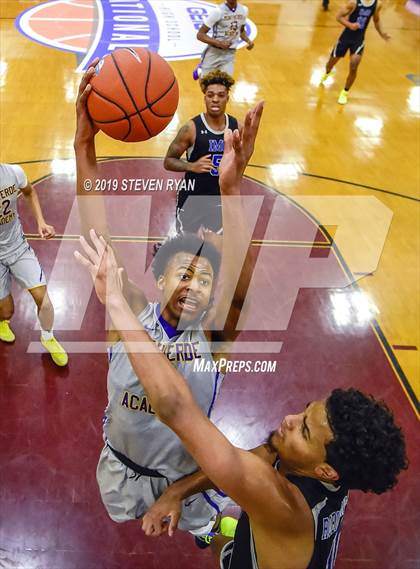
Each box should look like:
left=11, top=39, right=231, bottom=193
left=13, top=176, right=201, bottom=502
left=151, top=233, right=221, bottom=281
left=325, top=389, right=408, bottom=494
left=200, top=70, right=235, bottom=93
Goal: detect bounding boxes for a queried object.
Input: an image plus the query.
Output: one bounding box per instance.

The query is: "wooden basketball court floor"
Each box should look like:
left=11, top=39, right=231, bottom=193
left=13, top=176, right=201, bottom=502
left=0, top=1, right=419, bottom=568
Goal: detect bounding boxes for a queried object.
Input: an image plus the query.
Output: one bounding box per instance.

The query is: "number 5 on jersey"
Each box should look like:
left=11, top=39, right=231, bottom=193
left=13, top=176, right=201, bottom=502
left=211, top=153, right=223, bottom=177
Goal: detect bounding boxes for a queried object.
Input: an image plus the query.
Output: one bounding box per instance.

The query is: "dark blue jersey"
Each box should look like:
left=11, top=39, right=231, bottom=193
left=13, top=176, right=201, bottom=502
left=340, top=0, right=378, bottom=42
left=177, top=113, right=238, bottom=209
left=226, top=476, right=349, bottom=569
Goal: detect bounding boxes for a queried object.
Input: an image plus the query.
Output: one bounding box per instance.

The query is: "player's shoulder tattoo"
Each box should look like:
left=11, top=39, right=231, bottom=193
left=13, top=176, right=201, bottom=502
left=175, top=121, right=193, bottom=140
left=180, top=120, right=197, bottom=144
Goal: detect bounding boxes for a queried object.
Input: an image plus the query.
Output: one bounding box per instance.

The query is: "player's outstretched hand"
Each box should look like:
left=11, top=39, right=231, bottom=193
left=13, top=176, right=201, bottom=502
left=381, top=32, right=391, bottom=41
left=142, top=491, right=182, bottom=538
left=74, top=229, right=124, bottom=306
left=219, top=100, right=264, bottom=193
left=74, top=58, right=100, bottom=145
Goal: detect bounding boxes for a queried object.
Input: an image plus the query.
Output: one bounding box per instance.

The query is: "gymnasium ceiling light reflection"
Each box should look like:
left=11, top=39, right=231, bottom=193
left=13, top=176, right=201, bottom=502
left=0, top=60, right=8, bottom=88
left=232, top=81, right=259, bottom=103
left=407, top=86, right=420, bottom=114
left=330, top=290, right=379, bottom=327
left=64, top=77, right=79, bottom=103
left=165, top=112, right=180, bottom=132
left=354, top=116, right=383, bottom=138
left=270, top=162, right=303, bottom=181
left=51, top=158, right=76, bottom=175
left=49, top=287, right=67, bottom=319
left=310, top=67, right=333, bottom=87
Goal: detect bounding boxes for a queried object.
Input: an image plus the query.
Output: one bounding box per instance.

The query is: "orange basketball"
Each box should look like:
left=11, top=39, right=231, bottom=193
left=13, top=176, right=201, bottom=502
left=87, top=48, right=179, bottom=142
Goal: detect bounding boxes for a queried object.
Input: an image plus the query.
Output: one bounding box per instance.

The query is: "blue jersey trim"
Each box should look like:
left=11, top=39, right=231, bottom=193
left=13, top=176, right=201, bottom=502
left=207, top=371, right=220, bottom=417
left=157, top=303, right=183, bottom=339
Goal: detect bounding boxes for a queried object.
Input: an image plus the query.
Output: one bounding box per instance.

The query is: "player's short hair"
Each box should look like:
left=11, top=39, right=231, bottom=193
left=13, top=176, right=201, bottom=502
left=200, top=70, right=235, bottom=93
left=325, top=388, right=408, bottom=494
left=151, top=233, right=221, bottom=281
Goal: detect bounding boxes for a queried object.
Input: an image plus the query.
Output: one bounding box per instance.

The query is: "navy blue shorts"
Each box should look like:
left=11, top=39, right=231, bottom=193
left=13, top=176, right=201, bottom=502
left=332, top=37, right=365, bottom=57
left=176, top=198, right=222, bottom=234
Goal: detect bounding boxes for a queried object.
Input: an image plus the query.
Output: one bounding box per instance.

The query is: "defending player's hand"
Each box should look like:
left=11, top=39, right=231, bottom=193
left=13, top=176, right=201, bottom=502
left=75, top=58, right=100, bottom=145
left=38, top=223, right=55, bottom=239
left=219, top=100, right=264, bottom=193
left=381, top=32, right=391, bottom=41
left=190, top=154, right=214, bottom=174
left=142, top=492, right=182, bottom=537
left=246, top=41, right=255, bottom=51
left=74, top=229, right=124, bottom=306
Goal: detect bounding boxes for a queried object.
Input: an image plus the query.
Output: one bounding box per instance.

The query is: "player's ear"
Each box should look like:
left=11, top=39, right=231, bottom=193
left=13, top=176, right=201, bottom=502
left=157, top=275, right=165, bottom=290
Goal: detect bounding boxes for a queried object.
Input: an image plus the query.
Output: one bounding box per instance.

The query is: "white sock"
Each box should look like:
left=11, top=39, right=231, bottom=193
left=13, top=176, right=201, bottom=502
left=40, top=326, right=53, bottom=341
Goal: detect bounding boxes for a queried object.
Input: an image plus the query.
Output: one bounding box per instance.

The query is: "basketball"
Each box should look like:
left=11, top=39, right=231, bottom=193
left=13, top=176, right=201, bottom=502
left=87, top=48, right=179, bottom=142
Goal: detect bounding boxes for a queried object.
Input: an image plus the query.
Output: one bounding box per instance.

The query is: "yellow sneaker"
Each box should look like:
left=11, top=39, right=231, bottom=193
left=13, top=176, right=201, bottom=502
left=338, top=89, right=348, bottom=105
left=195, top=516, right=238, bottom=549
left=220, top=516, right=238, bottom=538
left=0, top=320, right=15, bottom=342
left=41, top=336, right=68, bottom=366
left=319, top=71, right=331, bottom=85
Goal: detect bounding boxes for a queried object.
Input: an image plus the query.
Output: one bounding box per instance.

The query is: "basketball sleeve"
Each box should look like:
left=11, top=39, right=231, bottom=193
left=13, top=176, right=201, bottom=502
left=204, top=7, right=222, bottom=28
left=9, top=164, right=28, bottom=189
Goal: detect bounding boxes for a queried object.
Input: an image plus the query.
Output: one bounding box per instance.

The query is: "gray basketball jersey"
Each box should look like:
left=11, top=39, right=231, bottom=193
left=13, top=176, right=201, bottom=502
left=104, top=302, right=223, bottom=481
left=205, top=3, right=249, bottom=48
left=0, top=163, right=28, bottom=261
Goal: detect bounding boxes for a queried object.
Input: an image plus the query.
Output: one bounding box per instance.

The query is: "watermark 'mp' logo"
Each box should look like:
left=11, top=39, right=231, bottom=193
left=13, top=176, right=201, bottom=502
left=16, top=0, right=258, bottom=70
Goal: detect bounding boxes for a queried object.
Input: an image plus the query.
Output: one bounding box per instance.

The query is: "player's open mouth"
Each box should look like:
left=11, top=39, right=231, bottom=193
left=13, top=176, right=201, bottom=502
left=178, top=297, right=199, bottom=312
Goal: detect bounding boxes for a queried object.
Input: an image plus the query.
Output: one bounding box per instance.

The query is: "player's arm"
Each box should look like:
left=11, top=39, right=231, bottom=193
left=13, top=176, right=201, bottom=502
left=75, top=227, right=285, bottom=527
left=163, top=122, right=212, bottom=174
left=336, top=1, right=359, bottom=31
left=240, top=25, right=254, bottom=50
left=373, top=2, right=390, bottom=40
left=74, top=62, right=147, bottom=318
left=121, top=318, right=282, bottom=525
left=197, top=9, right=233, bottom=50
left=153, top=443, right=276, bottom=505
left=161, top=443, right=276, bottom=502
left=142, top=443, right=277, bottom=537
left=74, top=61, right=108, bottom=241
left=197, top=25, right=232, bottom=50
left=203, top=104, right=264, bottom=348
left=20, top=181, right=55, bottom=239
left=156, top=416, right=283, bottom=526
